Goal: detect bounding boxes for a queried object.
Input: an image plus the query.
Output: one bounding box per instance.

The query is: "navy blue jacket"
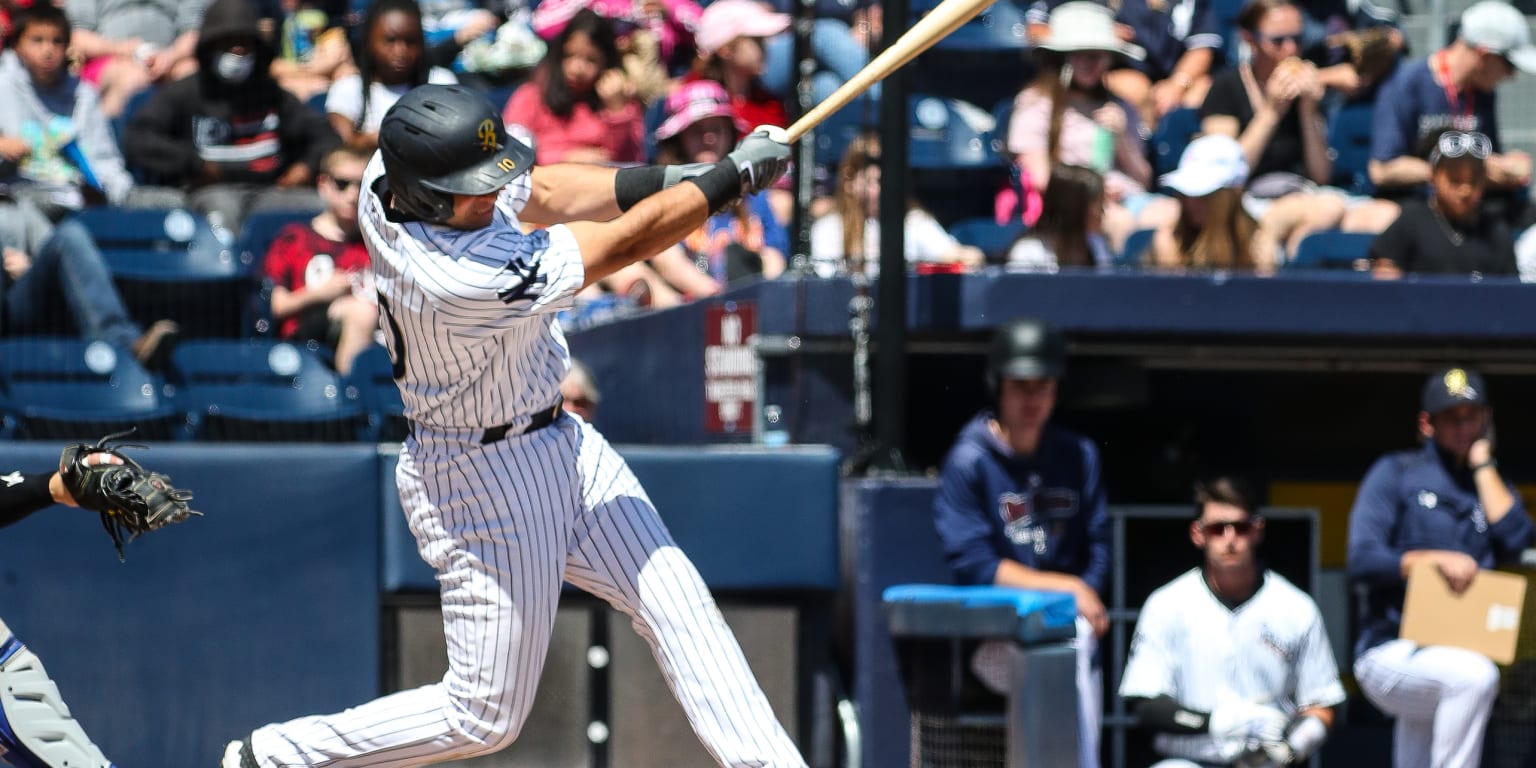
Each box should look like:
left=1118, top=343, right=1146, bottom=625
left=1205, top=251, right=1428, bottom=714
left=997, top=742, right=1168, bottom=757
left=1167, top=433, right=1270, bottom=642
left=933, top=414, right=1111, bottom=596
left=1347, top=441, right=1534, bottom=658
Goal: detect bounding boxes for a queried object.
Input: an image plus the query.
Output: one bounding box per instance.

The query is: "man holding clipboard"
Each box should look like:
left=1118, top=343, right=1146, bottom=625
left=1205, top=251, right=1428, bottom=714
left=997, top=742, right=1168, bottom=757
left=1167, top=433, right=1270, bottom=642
left=1348, top=366, right=1534, bottom=768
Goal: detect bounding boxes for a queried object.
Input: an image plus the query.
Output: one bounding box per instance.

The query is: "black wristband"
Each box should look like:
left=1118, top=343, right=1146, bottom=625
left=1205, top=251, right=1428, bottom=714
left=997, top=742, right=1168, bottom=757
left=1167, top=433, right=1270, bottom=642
left=614, top=165, right=668, bottom=212
left=682, top=161, right=740, bottom=212
left=1472, top=459, right=1498, bottom=473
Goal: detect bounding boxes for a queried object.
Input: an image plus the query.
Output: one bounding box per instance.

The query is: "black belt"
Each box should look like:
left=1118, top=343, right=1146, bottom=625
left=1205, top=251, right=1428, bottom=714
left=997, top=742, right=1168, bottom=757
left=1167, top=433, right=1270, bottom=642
left=480, top=398, right=564, bottom=444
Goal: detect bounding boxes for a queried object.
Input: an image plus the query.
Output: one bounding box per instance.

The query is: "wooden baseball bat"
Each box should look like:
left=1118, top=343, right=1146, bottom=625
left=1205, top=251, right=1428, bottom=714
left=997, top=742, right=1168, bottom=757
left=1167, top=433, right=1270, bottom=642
left=786, top=0, right=1000, bottom=143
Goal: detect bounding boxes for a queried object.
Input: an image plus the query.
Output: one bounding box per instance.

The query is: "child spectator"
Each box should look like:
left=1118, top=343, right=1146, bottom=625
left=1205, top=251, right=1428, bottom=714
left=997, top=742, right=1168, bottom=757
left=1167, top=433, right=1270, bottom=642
left=686, top=0, right=789, bottom=130
left=1151, top=134, right=1266, bottom=271
left=0, top=1, right=135, bottom=218
left=502, top=9, right=643, bottom=165
left=1008, top=2, right=1176, bottom=252
left=811, top=133, right=982, bottom=277
left=123, top=0, right=340, bottom=234
left=64, top=0, right=203, bottom=118
left=1007, top=164, right=1113, bottom=272
left=325, top=0, right=456, bottom=153
left=261, top=146, right=378, bottom=376
left=1201, top=0, right=1398, bottom=263
left=1371, top=131, right=1517, bottom=278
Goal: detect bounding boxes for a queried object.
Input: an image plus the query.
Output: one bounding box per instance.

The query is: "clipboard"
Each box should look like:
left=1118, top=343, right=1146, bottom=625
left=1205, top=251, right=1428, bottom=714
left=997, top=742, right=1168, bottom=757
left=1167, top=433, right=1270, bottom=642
left=1400, top=560, right=1527, bottom=665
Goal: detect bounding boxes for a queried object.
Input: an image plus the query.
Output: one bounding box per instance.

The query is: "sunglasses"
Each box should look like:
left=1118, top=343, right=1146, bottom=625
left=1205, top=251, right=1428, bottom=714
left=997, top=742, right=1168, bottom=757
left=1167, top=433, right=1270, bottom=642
left=1431, top=131, right=1492, bottom=165
left=1199, top=519, right=1257, bottom=537
left=1260, top=32, right=1302, bottom=46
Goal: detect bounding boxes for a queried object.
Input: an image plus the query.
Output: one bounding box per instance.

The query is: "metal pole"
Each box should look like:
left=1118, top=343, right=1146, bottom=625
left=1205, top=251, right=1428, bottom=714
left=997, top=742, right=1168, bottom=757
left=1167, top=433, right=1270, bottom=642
left=872, top=0, right=910, bottom=473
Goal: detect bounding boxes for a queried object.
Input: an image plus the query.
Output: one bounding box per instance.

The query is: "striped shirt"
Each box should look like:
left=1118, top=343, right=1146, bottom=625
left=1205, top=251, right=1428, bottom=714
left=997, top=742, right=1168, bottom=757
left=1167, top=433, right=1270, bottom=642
left=1118, top=568, right=1345, bottom=764
left=359, top=153, right=586, bottom=432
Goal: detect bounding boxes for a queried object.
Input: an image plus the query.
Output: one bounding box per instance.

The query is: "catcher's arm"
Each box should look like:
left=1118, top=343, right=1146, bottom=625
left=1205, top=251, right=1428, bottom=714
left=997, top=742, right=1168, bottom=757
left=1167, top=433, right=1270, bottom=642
left=0, top=453, right=122, bottom=527
left=59, top=431, right=201, bottom=561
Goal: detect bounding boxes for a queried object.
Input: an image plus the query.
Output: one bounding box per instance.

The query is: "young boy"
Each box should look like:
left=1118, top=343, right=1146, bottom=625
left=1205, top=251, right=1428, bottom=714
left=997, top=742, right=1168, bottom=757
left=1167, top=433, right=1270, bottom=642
left=0, top=0, right=134, bottom=217
left=261, top=146, right=378, bottom=376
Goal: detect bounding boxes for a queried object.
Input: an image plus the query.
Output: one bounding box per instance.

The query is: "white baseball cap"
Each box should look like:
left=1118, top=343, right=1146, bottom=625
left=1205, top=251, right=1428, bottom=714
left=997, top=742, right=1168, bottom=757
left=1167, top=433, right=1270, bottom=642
left=1459, top=0, right=1536, bottom=74
left=1038, top=2, right=1145, bottom=61
left=1159, top=134, right=1250, bottom=197
left=695, top=0, right=792, bottom=55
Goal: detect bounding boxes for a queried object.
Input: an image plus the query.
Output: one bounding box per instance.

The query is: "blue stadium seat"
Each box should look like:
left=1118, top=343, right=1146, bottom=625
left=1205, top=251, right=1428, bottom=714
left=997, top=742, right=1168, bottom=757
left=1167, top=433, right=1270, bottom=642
left=170, top=340, right=368, bottom=442
left=909, top=95, right=997, bottom=169
left=1118, top=227, right=1157, bottom=269
left=238, top=210, right=320, bottom=337
left=1289, top=230, right=1376, bottom=271
left=71, top=207, right=254, bottom=338
left=345, top=343, right=407, bottom=444
left=990, top=96, right=1015, bottom=160
left=1328, top=102, right=1376, bottom=194
left=1152, top=107, right=1202, bottom=182
left=812, top=100, right=876, bottom=169
left=908, top=0, right=1029, bottom=51
left=949, top=217, right=1027, bottom=263
left=111, top=87, right=157, bottom=165
left=1210, top=0, right=1248, bottom=64
left=0, top=338, right=185, bottom=441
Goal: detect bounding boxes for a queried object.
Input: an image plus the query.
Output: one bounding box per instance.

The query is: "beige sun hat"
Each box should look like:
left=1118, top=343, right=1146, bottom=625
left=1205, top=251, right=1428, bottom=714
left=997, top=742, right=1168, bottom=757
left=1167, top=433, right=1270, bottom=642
left=1038, top=1, right=1146, bottom=61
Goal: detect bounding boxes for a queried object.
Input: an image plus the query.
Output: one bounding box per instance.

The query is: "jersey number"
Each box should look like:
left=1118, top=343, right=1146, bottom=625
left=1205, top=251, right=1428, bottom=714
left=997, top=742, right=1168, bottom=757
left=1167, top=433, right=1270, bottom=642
left=377, top=293, right=407, bottom=381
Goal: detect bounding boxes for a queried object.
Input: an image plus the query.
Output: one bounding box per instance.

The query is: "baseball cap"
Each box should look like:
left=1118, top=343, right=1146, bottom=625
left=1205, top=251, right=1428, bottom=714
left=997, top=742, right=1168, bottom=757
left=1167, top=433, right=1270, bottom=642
left=1458, top=0, right=1536, bottom=74
left=1037, top=2, right=1146, bottom=61
left=655, top=81, right=750, bottom=141
left=695, top=0, right=791, bottom=55
left=1421, top=367, right=1490, bottom=414
left=1158, top=134, right=1250, bottom=197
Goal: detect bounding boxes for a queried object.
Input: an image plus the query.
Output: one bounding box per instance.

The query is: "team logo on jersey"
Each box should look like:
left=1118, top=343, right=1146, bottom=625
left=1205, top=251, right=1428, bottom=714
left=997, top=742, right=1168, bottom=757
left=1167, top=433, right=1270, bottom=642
left=496, top=255, right=548, bottom=306
left=1444, top=369, right=1477, bottom=400
left=479, top=119, right=500, bottom=152
left=0, top=471, right=20, bottom=487
left=1473, top=503, right=1488, bottom=533
left=1258, top=627, right=1296, bottom=663
left=1418, top=490, right=1438, bottom=509
left=999, top=481, right=1079, bottom=555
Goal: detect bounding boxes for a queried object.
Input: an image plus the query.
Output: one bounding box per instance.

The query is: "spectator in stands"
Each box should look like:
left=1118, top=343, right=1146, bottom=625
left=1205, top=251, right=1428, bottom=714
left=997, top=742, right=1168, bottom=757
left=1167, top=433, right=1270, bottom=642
left=64, top=0, right=203, bottom=118
left=1348, top=366, right=1533, bottom=768
left=933, top=317, right=1109, bottom=768
left=686, top=0, right=790, bottom=131
left=1296, top=0, right=1403, bottom=95
left=1151, top=134, right=1267, bottom=271
left=1371, top=130, right=1517, bottom=278
left=533, top=0, right=702, bottom=83
left=1368, top=0, right=1535, bottom=224
left=325, top=0, right=456, bottom=154
left=1027, top=0, right=1220, bottom=127
left=1, top=197, right=179, bottom=368
left=1119, top=477, right=1345, bottom=768
left=268, top=0, right=356, bottom=102
left=1201, top=0, right=1399, bottom=264
left=1007, top=164, right=1113, bottom=272
left=1008, top=2, right=1177, bottom=252
left=260, top=147, right=377, bottom=376
left=0, top=1, right=135, bottom=218
left=502, top=9, right=644, bottom=165
left=810, top=132, right=982, bottom=277
left=415, top=0, right=502, bottom=75
left=650, top=80, right=787, bottom=291
left=560, top=358, right=600, bottom=422
left=123, top=0, right=339, bottom=235
left=760, top=0, right=878, bottom=106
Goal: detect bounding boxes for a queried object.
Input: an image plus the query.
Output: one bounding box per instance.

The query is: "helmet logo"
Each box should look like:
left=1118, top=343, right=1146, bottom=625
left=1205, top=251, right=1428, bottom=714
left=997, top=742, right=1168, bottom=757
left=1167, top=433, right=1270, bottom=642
left=498, top=157, right=518, bottom=172
left=478, top=119, right=500, bottom=152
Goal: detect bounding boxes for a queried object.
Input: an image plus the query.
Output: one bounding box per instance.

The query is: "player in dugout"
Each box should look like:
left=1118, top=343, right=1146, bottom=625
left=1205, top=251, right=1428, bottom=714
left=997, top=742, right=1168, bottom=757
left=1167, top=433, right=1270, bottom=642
left=1119, top=476, right=1345, bottom=767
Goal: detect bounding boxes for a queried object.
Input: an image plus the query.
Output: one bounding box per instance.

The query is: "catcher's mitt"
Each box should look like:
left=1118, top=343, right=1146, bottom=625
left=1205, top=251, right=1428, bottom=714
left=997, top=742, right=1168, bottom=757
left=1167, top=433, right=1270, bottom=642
left=59, top=429, right=200, bottom=561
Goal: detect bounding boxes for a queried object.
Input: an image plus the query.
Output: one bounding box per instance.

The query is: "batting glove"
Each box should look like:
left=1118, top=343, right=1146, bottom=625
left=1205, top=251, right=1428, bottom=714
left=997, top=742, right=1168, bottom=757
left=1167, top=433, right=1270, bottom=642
left=727, top=125, right=792, bottom=196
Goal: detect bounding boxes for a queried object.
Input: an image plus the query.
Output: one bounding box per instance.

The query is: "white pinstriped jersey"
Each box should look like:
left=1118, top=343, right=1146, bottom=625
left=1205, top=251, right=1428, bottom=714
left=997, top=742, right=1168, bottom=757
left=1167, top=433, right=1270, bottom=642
left=359, top=154, right=586, bottom=431
left=1118, top=569, right=1346, bottom=764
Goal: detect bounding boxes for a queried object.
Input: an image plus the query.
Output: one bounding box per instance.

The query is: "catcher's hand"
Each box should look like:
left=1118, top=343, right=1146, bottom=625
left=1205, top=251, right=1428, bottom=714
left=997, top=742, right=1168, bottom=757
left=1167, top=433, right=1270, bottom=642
left=59, top=429, right=200, bottom=561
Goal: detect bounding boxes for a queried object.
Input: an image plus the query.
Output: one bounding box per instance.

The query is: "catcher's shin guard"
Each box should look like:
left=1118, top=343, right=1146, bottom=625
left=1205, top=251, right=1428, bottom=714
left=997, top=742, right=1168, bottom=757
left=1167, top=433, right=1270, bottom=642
left=0, top=619, right=113, bottom=768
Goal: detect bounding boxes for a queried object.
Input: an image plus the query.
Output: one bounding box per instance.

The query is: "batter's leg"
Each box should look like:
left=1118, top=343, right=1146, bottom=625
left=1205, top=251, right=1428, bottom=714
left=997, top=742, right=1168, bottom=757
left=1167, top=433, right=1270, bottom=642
left=238, top=437, right=577, bottom=768
left=1355, top=639, right=1498, bottom=768
left=563, top=423, right=807, bottom=768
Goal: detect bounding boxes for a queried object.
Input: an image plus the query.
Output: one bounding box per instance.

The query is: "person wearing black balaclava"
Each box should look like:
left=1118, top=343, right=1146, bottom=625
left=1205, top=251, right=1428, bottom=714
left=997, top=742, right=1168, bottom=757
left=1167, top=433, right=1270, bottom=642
left=123, top=0, right=340, bottom=234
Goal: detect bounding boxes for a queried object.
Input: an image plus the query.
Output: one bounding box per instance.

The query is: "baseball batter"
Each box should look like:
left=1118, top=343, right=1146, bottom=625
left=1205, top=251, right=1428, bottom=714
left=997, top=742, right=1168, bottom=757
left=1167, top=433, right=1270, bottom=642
left=1119, top=478, right=1345, bottom=768
left=221, top=84, right=803, bottom=768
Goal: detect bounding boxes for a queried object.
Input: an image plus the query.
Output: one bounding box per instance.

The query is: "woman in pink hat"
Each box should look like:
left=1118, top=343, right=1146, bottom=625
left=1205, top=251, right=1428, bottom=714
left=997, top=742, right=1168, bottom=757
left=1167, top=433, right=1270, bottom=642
left=683, top=0, right=790, bottom=132
left=502, top=9, right=644, bottom=165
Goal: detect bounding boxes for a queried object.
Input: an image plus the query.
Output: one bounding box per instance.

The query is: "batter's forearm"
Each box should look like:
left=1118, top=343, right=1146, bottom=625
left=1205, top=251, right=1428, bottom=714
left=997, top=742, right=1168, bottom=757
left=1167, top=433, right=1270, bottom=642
left=573, top=181, right=718, bottom=287
left=525, top=164, right=623, bottom=224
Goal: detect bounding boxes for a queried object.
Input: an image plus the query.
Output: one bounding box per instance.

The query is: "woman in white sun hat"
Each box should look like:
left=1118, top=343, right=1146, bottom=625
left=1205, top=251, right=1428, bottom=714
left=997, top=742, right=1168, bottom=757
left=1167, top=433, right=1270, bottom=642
left=1151, top=133, right=1275, bottom=272
left=1005, top=1, right=1179, bottom=254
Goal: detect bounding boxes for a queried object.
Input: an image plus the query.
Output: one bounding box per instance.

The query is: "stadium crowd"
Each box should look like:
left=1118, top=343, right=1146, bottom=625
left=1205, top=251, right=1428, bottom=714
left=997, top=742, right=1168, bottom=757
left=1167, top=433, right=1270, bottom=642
left=0, top=0, right=1534, bottom=364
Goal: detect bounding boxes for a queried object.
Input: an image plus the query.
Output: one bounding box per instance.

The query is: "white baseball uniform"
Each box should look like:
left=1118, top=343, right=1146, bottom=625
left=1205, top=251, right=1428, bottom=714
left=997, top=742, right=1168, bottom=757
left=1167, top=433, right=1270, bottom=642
left=240, top=155, right=807, bottom=768
left=1118, top=568, right=1345, bottom=765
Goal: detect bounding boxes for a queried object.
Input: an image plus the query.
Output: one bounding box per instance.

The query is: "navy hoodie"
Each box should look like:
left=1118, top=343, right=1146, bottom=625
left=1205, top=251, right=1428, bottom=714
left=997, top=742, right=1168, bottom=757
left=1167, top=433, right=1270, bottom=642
left=933, top=413, right=1111, bottom=596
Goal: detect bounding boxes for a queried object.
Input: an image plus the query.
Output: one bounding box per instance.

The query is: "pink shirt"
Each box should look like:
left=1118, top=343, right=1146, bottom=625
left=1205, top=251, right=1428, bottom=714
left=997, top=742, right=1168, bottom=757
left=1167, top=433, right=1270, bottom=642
left=503, top=82, right=645, bottom=165
left=532, top=0, right=703, bottom=62
left=1007, top=87, right=1145, bottom=201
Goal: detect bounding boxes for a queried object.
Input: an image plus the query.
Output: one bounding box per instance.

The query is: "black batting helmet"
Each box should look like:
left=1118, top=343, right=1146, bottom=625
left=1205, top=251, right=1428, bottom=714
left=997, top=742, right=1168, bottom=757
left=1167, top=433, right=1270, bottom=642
left=379, top=84, right=535, bottom=224
left=987, top=317, right=1067, bottom=394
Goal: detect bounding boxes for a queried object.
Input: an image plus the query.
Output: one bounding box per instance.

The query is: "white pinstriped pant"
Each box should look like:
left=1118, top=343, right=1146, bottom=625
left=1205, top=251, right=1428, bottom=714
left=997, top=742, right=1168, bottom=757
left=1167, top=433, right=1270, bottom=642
left=247, top=415, right=807, bottom=768
left=1355, top=639, right=1501, bottom=768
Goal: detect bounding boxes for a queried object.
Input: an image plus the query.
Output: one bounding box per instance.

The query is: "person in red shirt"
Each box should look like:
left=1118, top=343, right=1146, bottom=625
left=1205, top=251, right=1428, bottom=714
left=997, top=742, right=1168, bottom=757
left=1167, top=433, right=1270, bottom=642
left=686, top=0, right=789, bottom=130
left=502, top=8, right=645, bottom=165
left=261, top=146, right=378, bottom=376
